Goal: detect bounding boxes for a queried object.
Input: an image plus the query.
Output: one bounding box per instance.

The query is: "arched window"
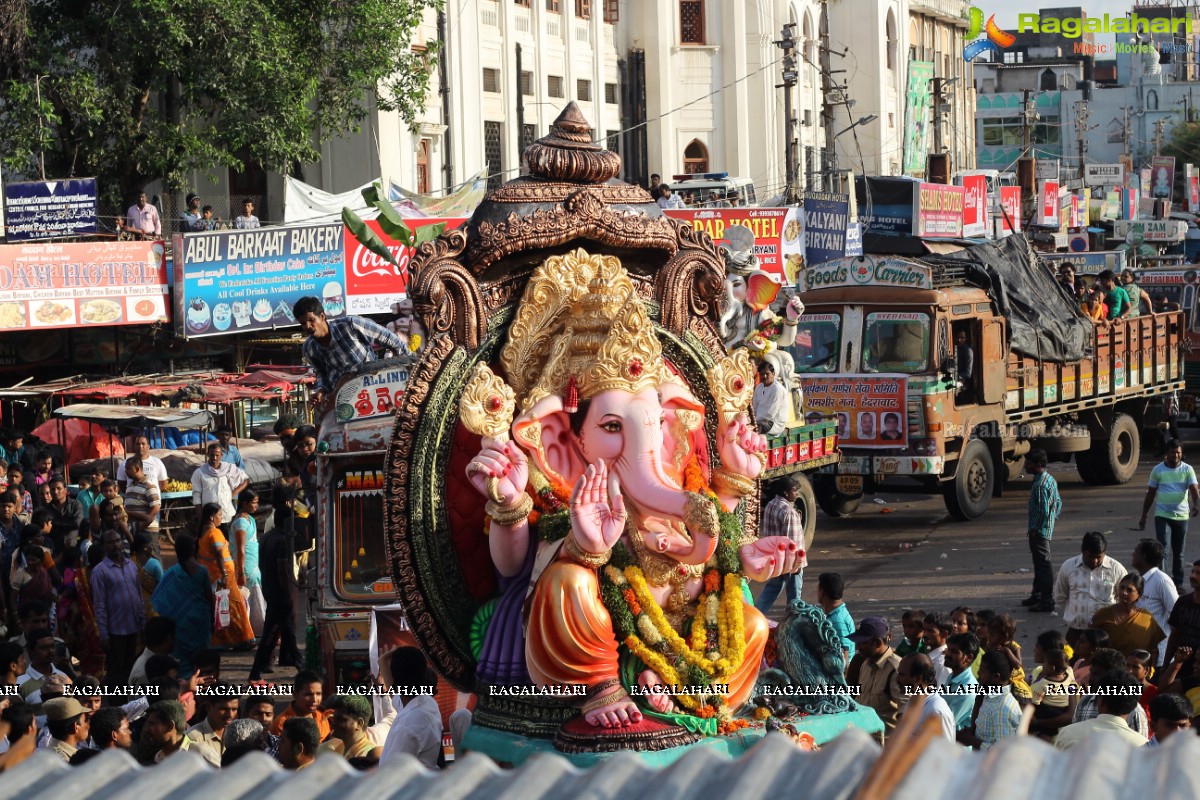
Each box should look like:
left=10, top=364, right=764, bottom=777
left=886, top=10, right=897, bottom=71
left=909, top=19, right=920, bottom=61
left=417, top=139, right=431, bottom=194
left=1147, top=89, right=1159, bottom=110
left=803, top=13, right=814, bottom=67
left=683, top=140, right=709, bottom=174
left=1040, top=68, right=1056, bottom=91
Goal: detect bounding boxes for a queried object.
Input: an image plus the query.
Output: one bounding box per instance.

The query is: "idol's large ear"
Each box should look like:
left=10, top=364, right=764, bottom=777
left=512, top=395, right=584, bottom=487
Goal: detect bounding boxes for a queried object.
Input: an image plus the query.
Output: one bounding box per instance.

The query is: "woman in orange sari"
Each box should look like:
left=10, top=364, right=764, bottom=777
left=195, top=503, right=255, bottom=648
left=74, top=543, right=107, bottom=678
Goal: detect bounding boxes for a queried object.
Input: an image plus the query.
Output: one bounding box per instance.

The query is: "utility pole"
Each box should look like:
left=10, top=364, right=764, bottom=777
left=1123, top=106, right=1131, bottom=161
left=819, top=5, right=836, bottom=192
left=1076, top=100, right=1090, bottom=181
left=1155, top=118, right=1165, bottom=156
left=1021, top=89, right=1033, bottom=157
left=775, top=23, right=799, bottom=204
left=932, top=77, right=945, bottom=155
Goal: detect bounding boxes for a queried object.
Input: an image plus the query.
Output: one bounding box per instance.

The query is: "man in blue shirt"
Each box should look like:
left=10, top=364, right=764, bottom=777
left=216, top=426, right=244, bottom=469
left=818, top=572, right=856, bottom=663
left=942, top=632, right=981, bottom=730
left=1023, top=448, right=1062, bottom=613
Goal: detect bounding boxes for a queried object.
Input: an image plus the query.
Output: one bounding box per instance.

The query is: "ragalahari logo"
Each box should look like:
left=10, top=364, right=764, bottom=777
left=963, top=6, right=1016, bottom=61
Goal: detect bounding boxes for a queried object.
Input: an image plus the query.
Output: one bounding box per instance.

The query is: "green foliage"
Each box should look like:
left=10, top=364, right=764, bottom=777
left=343, top=180, right=447, bottom=270
left=1163, top=121, right=1200, bottom=175
left=0, top=0, right=442, bottom=203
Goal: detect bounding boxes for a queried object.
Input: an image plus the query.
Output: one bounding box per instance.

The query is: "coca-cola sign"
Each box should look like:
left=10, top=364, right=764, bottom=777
left=343, top=217, right=466, bottom=315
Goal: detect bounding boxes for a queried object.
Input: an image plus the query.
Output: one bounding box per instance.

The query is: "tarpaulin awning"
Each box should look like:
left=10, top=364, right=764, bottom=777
left=283, top=170, right=486, bottom=224
left=53, top=404, right=216, bottom=430
left=30, top=419, right=126, bottom=464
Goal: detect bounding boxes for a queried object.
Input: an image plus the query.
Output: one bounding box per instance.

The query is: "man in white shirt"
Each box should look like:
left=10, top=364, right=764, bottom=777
left=656, top=185, right=684, bottom=209
left=380, top=647, right=443, bottom=769
left=1132, top=538, right=1178, bottom=664
left=1053, top=531, right=1128, bottom=644
left=116, top=435, right=168, bottom=492
left=895, top=653, right=955, bottom=743
left=190, top=443, right=249, bottom=527
left=752, top=360, right=790, bottom=436
left=15, top=629, right=67, bottom=693
left=922, top=612, right=953, bottom=686
left=123, top=192, right=161, bottom=239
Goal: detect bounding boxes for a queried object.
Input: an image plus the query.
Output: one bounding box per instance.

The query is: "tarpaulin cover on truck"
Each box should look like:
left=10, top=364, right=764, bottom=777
left=927, top=235, right=1093, bottom=363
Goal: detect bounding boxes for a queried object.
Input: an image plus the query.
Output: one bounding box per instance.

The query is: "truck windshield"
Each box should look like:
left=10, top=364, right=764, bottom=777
left=332, top=464, right=393, bottom=602
left=788, top=314, right=841, bottom=372
left=862, top=312, right=931, bottom=374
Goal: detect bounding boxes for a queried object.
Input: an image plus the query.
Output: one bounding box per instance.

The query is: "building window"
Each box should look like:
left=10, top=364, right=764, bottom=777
left=577, top=79, right=592, bottom=101
left=886, top=10, right=897, bottom=71
left=485, top=121, right=504, bottom=189
left=417, top=139, right=431, bottom=194
left=683, top=139, right=709, bottom=174
left=603, top=0, right=618, bottom=23
left=483, top=68, right=500, bottom=93
left=546, top=0, right=560, bottom=12
left=520, top=124, right=537, bottom=173
left=1040, top=68, right=1056, bottom=91
left=515, top=0, right=531, bottom=6
left=1147, top=89, right=1159, bottom=110
left=576, top=0, right=591, bottom=19
left=548, top=75, right=564, bottom=97
left=680, top=1, right=705, bottom=45
left=521, top=71, right=533, bottom=95
left=606, top=129, right=620, bottom=153
left=605, top=82, right=618, bottom=104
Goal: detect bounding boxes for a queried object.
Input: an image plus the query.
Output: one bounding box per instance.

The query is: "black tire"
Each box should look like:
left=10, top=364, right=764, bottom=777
left=790, top=472, right=818, bottom=550
left=943, top=439, right=995, bottom=520
left=813, top=474, right=863, bottom=518
left=1075, top=450, right=1102, bottom=484
left=1088, top=413, right=1141, bottom=485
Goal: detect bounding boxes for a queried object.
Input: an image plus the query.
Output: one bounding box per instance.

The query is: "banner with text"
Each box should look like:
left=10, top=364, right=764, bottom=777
left=803, top=192, right=853, bottom=267
left=173, top=223, right=343, bottom=338
left=800, top=374, right=908, bottom=449
left=0, top=240, right=167, bottom=332
left=3, top=178, right=97, bottom=242
left=1085, top=163, right=1124, bottom=188
left=1188, top=164, right=1199, bottom=213
left=914, top=182, right=964, bottom=238
left=343, top=218, right=466, bottom=315
left=1039, top=181, right=1060, bottom=228
left=664, top=208, right=790, bottom=283
left=903, top=62, right=935, bottom=175
left=996, top=186, right=1022, bottom=236
left=961, top=175, right=988, bottom=238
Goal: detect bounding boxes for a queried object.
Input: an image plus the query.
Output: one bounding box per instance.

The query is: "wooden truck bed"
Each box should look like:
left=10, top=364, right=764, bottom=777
left=761, top=420, right=841, bottom=479
left=1004, top=311, right=1186, bottom=421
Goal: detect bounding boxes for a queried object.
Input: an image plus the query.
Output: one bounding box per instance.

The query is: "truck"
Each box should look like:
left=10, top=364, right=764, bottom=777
left=1129, top=267, right=1200, bottom=421
left=788, top=239, right=1185, bottom=520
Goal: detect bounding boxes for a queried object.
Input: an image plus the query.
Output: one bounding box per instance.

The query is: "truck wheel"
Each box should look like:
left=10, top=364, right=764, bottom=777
left=1075, top=451, right=1102, bottom=484
left=814, top=475, right=863, bottom=518
left=790, top=473, right=818, bottom=550
left=943, top=439, right=994, bottom=520
left=1089, top=413, right=1141, bottom=484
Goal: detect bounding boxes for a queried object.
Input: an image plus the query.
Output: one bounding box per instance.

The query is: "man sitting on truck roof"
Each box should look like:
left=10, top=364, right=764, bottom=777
left=293, top=296, right=408, bottom=409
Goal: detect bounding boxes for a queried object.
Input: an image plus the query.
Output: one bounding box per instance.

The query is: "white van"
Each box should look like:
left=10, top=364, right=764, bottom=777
left=667, top=173, right=758, bottom=206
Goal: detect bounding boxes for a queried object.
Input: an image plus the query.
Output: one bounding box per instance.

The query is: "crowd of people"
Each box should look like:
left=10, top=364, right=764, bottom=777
left=648, top=174, right=743, bottom=210
left=1058, top=264, right=1179, bottom=321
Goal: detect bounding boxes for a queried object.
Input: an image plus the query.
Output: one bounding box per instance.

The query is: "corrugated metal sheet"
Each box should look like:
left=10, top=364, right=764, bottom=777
left=6, top=729, right=1200, bottom=800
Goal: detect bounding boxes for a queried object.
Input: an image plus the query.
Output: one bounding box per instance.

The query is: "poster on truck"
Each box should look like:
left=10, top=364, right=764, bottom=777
left=800, top=374, right=908, bottom=449
left=0, top=240, right=168, bottom=332
left=343, top=217, right=467, bottom=315
left=173, top=222, right=344, bottom=338
left=664, top=208, right=789, bottom=283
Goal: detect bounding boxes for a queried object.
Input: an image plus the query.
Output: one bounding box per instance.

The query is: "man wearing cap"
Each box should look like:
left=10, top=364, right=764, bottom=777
left=846, top=616, right=902, bottom=731
left=181, top=193, right=204, bottom=232
left=43, top=696, right=89, bottom=762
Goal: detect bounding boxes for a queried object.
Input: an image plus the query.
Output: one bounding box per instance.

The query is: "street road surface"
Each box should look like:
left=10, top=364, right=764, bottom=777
left=761, top=436, right=1195, bottom=669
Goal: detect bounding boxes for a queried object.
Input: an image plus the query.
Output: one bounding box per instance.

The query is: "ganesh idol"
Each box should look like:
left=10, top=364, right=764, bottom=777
left=458, top=250, right=803, bottom=732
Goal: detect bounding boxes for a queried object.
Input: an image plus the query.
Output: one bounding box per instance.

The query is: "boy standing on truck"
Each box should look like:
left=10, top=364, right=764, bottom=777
left=1097, top=270, right=1131, bottom=322
left=1140, top=440, right=1200, bottom=590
